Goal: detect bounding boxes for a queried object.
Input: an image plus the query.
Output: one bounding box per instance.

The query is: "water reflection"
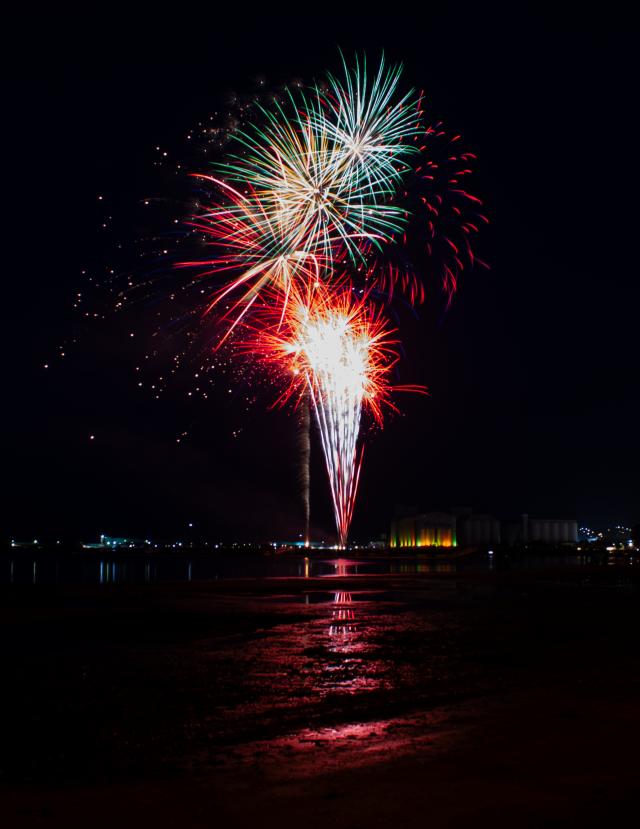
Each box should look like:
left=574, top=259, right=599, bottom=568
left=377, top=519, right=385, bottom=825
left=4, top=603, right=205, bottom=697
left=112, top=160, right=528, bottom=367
left=391, top=561, right=455, bottom=574
left=322, top=591, right=383, bottom=694
left=329, top=591, right=357, bottom=637
left=99, top=560, right=122, bottom=584
left=1, top=549, right=635, bottom=587
left=333, top=559, right=351, bottom=577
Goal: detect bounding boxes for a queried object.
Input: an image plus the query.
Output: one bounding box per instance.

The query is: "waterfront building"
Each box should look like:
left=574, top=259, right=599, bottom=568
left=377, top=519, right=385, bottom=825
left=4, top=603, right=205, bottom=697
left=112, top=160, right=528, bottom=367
left=391, top=509, right=578, bottom=549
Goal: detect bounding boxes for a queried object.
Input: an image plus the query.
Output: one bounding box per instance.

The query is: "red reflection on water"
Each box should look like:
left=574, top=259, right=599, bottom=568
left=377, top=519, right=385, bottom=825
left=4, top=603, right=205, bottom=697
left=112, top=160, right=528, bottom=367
left=329, top=591, right=356, bottom=637
left=222, top=708, right=457, bottom=779
left=334, top=558, right=349, bottom=577
left=324, top=590, right=380, bottom=693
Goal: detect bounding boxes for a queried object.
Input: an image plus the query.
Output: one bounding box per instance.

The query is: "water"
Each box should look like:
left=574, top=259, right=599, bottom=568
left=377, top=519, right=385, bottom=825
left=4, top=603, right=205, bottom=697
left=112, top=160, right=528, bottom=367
left=0, top=548, right=629, bottom=586
left=1, top=551, right=639, bottom=828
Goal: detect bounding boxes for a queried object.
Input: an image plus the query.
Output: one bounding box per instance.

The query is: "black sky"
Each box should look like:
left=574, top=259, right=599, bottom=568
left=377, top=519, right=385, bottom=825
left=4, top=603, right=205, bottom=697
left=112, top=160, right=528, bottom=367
left=4, top=4, right=639, bottom=541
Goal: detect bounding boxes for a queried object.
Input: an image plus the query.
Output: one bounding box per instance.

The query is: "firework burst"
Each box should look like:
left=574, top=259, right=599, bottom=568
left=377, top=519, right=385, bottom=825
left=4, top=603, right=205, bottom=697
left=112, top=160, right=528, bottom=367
left=246, top=281, right=423, bottom=545
left=178, top=56, right=424, bottom=349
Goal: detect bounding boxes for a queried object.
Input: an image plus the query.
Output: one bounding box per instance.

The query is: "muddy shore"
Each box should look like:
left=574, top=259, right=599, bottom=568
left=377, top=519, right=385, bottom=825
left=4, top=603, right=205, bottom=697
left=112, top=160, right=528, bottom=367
left=2, top=566, right=639, bottom=827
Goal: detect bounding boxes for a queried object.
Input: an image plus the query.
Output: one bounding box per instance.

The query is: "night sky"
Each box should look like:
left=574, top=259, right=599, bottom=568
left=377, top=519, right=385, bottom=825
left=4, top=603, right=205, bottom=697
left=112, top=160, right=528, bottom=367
left=4, top=5, right=638, bottom=542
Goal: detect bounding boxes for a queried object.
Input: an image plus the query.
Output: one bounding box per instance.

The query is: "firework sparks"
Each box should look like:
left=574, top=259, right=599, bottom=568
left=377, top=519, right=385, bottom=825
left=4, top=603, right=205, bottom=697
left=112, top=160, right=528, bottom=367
left=158, top=54, right=483, bottom=544
left=315, top=53, right=422, bottom=202
left=217, top=61, right=420, bottom=264
left=177, top=56, right=424, bottom=346
left=247, top=281, right=423, bottom=546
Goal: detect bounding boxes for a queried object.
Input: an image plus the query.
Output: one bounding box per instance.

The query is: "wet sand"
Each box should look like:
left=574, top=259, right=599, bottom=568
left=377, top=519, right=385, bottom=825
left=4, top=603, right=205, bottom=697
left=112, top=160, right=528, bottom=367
left=2, top=567, right=639, bottom=827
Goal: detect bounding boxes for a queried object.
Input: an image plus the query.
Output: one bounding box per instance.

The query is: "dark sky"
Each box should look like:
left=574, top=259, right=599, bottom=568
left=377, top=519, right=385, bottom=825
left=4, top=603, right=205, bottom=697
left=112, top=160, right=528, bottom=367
left=4, top=5, right=639, bottom=541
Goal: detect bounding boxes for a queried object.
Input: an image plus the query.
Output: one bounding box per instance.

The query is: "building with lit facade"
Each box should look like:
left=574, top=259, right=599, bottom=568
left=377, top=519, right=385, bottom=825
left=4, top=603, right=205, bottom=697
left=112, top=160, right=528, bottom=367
left=390, top=512, right=456, bottom=549
left=390, top=509, right=577, bottom=549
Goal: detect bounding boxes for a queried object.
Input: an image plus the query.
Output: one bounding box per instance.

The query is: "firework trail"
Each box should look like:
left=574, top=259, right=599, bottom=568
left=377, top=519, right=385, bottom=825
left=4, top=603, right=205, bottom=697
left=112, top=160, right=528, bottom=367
left=296, top=391, right=311, bottom=545
left=247, top=280, right=423, bottom=546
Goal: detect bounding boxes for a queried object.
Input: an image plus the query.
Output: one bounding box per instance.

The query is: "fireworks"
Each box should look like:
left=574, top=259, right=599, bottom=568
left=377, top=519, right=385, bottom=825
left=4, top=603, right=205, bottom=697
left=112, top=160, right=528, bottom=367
left=173, top=54, right=484, bottom=545
left=247, top=280, right=417, bottom=545
left=217, top=59, right=420, bottom=264
left=178, top=56, right=422, bottom=345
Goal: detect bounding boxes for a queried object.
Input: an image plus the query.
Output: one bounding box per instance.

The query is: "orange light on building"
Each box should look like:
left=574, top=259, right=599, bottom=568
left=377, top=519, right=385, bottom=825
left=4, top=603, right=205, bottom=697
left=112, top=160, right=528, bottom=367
left=390, top=515, right=456, bottom=548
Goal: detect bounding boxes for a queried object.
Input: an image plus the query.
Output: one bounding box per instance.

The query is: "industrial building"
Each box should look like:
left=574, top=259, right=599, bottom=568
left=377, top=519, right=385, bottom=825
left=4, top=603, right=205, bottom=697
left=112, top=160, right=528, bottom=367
left=390, top=512, right=456, bottom=549
left=453, top=507, right=501, bottom=547
left=390, top=509, right=577, bottom=549
left=501, top=515, right=578, bottom=546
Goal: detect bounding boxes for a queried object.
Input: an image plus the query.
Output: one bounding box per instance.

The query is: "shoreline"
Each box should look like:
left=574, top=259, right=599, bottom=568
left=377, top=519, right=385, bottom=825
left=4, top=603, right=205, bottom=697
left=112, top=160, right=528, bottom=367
left=2, top=566, right=639, bottom=828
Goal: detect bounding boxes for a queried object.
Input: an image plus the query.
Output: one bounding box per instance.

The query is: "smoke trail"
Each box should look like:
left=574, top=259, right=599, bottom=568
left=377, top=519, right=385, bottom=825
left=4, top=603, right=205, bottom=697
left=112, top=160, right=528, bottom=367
left=296, top=391, right=311, bottom=545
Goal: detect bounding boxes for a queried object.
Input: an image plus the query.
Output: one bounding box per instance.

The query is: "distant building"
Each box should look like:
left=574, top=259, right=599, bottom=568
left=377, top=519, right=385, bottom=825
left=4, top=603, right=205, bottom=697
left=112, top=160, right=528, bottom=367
left=458, top=513, right=502, bottom=545
left=527, top=517, right=578, bottom=544
left=82, top=535, right=150, bottom=550
left=502, top=515, right=578, bottom=545
left=390, top=511, right=456, bottom=548
left=391, top=509, right=577, bottom=549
